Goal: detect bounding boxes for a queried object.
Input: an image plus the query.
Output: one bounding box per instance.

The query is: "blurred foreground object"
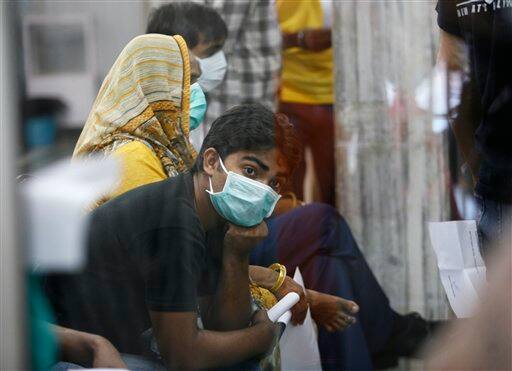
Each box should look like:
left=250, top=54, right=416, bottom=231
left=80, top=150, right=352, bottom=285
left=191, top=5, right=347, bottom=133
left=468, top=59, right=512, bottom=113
left=21, top=158, right=119, bottom=272
left=20, top=158, right=121, bottom=370
left=1, top=1, right=26, bottom=369
left=425, top=243, right=511, bottom=370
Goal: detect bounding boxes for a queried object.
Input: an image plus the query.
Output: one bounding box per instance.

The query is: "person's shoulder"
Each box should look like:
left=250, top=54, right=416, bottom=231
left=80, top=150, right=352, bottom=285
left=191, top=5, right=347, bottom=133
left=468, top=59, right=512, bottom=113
left=128, top=172, right=199, bottom=226
left=160, top=174, right=201, bottom=229
left=93, top=173, right=188, bottom=217
left=436, top=0, right=464, bottom=38
left=91, top=173, right=201, bottom=240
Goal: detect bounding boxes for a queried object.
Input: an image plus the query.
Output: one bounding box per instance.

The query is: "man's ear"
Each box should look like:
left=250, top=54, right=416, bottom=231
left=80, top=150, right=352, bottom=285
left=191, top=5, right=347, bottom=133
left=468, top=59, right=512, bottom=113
left=203, top=148, right=219, bottom=177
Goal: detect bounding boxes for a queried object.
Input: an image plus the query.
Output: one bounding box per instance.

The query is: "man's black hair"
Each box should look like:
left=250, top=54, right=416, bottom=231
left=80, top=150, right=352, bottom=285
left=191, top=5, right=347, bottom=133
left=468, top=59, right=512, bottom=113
left=147, top=2, right=227, bottom=49
left=193, top=103, right=301, bottom=174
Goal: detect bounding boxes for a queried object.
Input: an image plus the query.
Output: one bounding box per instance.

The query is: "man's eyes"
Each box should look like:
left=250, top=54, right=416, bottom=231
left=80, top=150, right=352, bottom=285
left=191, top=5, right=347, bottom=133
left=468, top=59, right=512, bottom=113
left=242, top=166, right=281, bottom=191
left=243, top=166, right=256, bottom=177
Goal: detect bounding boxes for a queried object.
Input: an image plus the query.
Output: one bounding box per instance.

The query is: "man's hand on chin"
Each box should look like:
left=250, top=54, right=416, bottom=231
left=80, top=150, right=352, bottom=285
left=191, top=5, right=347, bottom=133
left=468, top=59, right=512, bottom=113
left=224, top=222, right=269, bottom=257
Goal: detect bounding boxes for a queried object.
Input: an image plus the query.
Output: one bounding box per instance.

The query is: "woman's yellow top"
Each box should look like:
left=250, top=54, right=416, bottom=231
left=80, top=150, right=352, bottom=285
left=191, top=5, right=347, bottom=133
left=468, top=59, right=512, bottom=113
left=109, top=141, right=167, bottom=199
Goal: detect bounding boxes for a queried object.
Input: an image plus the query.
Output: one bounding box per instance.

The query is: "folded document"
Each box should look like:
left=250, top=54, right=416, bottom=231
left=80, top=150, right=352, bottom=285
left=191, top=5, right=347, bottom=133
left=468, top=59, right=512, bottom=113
left=428, top=220, right=487, bottom=318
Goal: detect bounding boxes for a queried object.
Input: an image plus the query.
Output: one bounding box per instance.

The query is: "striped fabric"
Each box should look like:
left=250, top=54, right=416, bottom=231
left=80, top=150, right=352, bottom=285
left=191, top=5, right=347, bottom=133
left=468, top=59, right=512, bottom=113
left=73, top=34, right=196, bottom=177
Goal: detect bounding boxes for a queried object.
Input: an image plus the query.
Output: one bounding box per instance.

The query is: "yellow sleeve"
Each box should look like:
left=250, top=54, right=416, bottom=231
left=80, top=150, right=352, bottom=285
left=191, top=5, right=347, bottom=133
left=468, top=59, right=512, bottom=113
left=110, top=141, right=167, bottom=199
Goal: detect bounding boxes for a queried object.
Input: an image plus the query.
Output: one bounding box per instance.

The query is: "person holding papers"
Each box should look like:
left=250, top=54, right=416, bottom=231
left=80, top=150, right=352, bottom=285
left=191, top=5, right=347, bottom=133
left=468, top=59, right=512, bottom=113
left=436, top=0, right=512, bottom=260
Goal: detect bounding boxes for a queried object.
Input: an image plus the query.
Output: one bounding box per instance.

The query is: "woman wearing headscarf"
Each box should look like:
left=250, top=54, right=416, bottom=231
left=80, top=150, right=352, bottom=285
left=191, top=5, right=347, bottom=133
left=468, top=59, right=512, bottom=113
left=73, top=33, right=200, bottom=202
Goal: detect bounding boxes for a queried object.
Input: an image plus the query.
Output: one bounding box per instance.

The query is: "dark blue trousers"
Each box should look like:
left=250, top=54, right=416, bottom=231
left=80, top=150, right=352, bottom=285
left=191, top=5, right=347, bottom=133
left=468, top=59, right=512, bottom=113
left=476, top=196, right=512, bottom=263
left=251, top=203, right=395, bottom=371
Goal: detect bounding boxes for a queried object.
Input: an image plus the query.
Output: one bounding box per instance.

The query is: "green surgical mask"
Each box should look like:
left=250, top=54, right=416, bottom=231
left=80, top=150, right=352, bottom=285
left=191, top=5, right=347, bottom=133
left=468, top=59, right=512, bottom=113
left=206, top=157, right=281, bottom=227
left=189, top=82, right=207, bottom=131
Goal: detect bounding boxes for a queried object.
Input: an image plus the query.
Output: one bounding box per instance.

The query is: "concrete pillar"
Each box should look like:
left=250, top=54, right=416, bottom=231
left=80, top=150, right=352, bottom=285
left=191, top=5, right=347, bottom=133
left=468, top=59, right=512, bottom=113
left=333, top=1, right=449, bottom=319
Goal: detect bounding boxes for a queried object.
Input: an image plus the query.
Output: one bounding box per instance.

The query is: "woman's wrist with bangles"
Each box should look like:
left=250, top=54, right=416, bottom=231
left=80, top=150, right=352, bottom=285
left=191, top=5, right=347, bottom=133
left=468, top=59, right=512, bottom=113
left=248, top=265, right=279, bottom=290
left=247, top=265, right=287, bottom=293
left=268, top=263, right=287, bottom=293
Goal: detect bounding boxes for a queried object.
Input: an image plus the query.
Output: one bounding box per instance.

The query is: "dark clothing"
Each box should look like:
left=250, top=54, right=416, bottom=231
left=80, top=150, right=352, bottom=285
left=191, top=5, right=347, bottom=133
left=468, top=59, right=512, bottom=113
left=476, top=195, right=512, bottom=261
left=437, top=0, right=512, bottom=202
left=251, top=203, right=395, bottom=370
left=477, top=159, right=512, bottom=203
left=279, top=102, right=336, bottom=206
left=45, top=173, right=223, bottom=354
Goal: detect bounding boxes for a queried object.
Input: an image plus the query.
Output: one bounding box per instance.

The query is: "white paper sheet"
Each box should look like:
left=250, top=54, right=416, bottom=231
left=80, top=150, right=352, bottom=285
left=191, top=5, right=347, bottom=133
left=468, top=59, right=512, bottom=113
left=279, top=269, right=322, bottom=370
left=428, top=221, right=487, bottom=318
left=22, top=157, right=120, bottom=272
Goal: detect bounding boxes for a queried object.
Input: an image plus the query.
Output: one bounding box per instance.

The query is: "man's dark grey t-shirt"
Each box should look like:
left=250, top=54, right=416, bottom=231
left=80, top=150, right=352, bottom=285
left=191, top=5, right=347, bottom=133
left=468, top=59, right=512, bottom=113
left=46, top=173, right=223, bottom=354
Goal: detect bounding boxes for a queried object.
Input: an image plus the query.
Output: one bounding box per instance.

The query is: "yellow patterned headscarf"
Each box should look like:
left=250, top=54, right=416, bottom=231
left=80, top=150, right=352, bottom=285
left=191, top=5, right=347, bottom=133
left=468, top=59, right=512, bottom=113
left=73, top=34, right=196, bottom=176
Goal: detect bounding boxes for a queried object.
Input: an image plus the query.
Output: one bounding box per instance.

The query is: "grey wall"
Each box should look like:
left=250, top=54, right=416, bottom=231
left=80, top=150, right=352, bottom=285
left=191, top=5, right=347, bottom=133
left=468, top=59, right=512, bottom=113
left=333, top=0, right=450, bottom=322
left=19, top=0, right=149, bottom=86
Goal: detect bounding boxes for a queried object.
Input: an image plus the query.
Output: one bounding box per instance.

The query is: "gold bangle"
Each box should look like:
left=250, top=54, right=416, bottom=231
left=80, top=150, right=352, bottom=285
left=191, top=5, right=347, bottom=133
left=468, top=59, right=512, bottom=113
left=269, top=263, right=287, bottom=293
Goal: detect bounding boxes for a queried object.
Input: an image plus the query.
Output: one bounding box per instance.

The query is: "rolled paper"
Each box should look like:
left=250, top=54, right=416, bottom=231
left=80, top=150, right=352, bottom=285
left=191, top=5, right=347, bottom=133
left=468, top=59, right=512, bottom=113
left=277, top=310, right=292, bottom=325
left=267, top=292, right=300, bottom=322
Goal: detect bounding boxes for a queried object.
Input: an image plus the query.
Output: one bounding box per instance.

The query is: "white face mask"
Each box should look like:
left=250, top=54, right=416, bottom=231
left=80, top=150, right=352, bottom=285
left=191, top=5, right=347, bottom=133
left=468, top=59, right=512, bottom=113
left=197, top=50, right=227, bottom=92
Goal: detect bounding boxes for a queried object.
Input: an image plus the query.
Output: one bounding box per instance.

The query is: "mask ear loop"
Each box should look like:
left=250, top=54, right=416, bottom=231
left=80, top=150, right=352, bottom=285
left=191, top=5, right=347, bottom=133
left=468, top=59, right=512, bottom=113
left=205, top=154, right=229, bottom=195
left=206, top=177, right=215, bottom=195
left=217, top=156, right=229, bottom=174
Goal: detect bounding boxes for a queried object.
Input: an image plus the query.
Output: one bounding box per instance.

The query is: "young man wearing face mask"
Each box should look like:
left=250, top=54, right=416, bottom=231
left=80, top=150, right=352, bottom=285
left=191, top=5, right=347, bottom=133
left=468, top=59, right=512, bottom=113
left=145, top=0, right=319, bottom=323
left=48, top=104, right=299, bottom=369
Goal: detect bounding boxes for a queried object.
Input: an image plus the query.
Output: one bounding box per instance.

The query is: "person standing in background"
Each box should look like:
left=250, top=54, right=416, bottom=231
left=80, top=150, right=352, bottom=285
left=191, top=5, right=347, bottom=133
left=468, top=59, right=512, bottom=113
left=436, top=0, right=512, bottom=261
left=146, top=2, right=229, bottom=150
left=277, top=0, right=336, bottom=206
left=192, top=0, right=282, bottom=142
